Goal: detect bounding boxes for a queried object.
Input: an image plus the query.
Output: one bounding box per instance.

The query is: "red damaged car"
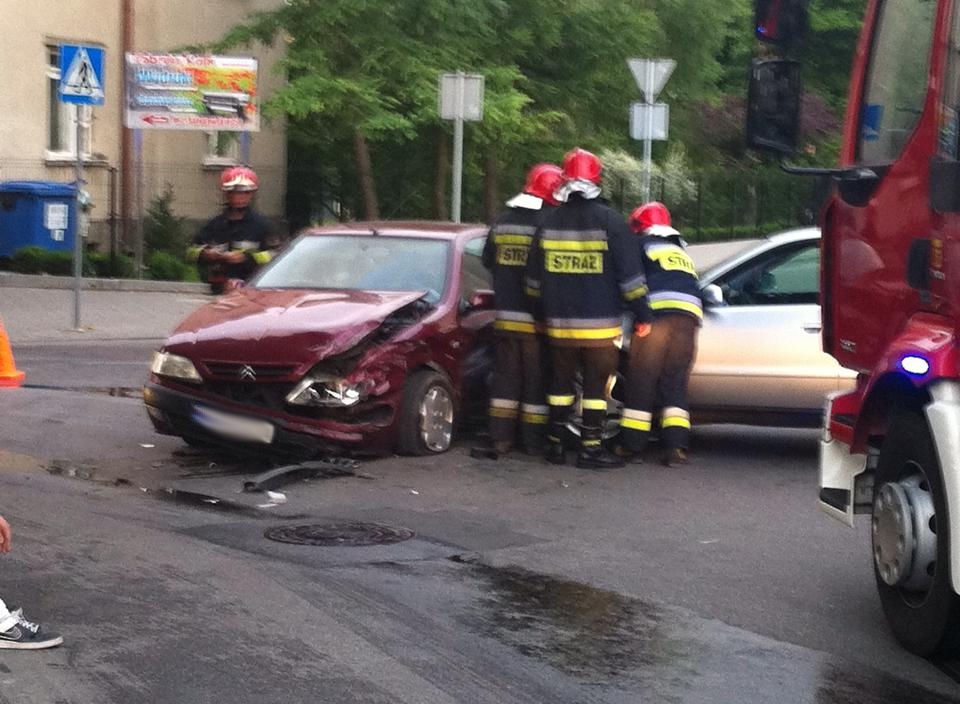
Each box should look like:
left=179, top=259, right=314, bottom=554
left=143, top=222, right=495, bottom=458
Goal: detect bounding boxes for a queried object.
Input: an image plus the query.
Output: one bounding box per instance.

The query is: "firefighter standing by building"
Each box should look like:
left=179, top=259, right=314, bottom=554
left=526, top=148, right=652, bottom=470
left=471, top=163, right=564, bottom=460
left=615, top=201, right=702, bottom=466
left=188, top=166, right=278, bottom=294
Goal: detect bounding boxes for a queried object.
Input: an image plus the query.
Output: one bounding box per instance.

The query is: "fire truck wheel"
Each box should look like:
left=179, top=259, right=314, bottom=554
left=873, top=410, right=960, bottom=657
left=396, top=371, right=455, bottom=456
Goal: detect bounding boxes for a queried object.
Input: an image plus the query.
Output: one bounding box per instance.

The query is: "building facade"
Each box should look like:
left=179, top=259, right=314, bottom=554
left=1, top=0, right=288, bottom=259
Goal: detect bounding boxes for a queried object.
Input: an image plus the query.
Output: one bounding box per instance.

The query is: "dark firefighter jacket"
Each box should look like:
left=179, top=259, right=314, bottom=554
left=188, top=208, right=276, bottom=279
left=526, top=195, right=651, bottom=346
left=637, top=233, right=703, bottom=321
left=482, top=204, right=553, bottom=336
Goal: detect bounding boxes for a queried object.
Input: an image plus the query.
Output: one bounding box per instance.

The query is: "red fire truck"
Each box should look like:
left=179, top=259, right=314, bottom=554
left=750, top=0, right=960, bottom=656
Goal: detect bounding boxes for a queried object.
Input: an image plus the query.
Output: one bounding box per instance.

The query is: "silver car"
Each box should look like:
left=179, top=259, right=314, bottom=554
left=572, top=227, right=855, bottom=436
left=687, top=227, right=856, bottom=427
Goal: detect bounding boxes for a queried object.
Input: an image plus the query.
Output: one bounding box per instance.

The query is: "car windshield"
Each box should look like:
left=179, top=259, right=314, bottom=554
left=251, top=234, right=450, bottom=300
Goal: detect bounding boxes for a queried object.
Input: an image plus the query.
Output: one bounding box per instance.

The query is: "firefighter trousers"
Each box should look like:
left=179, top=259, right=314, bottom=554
left=619, top=314, right=699, bottom=453
left=546, top=343, right=619, bottom=448
left=488, top=333, right=548, bottom=451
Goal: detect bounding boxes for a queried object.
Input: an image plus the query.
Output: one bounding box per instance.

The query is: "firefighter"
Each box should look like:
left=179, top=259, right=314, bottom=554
left=471, top=163, right=564, bottom=460
left=616, top=201, right=702, bottom=466
left=188, top=166, right=278, bottom=294
left=526, top=148, right=652, bottom=470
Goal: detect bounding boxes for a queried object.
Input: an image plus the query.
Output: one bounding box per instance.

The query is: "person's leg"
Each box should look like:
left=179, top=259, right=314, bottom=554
left=545, top=345, right=578, bottom=464
left=618, top=321, right=670, bottom=456
left=0, top=597, right=16, bottom=632
left=519, top=335, right=548, bottom=454
left=576, top=344, right=624, bottom=470
left=487, top=335, right=523, bottom=452
left=657, top=315, right=699, bottom=465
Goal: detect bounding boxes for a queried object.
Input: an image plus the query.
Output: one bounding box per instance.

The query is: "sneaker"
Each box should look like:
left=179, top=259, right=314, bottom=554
left=0, top=609, right=63, bottom=650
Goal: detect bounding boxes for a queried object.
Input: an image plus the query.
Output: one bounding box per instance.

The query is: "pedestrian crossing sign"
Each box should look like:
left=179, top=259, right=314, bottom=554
left=59, top=45, right=105, bottom=106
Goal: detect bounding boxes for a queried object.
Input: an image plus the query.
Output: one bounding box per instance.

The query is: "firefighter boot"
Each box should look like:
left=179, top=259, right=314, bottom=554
left=576, top=427, right=625, bottom=470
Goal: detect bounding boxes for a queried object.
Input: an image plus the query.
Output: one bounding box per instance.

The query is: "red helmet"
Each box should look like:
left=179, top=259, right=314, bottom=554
left=562, top=148, right=602, bottom=184
left=523, top=163, right=564, bottom=205
left=220, top=166, right=259, bottom=192
left=629, top=201, right=679, bottom=236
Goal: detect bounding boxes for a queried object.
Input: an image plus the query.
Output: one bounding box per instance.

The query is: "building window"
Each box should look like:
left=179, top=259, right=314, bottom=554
left=46, top=45, right=92, bottom=160
left=202, top=131, right=239, bottom=166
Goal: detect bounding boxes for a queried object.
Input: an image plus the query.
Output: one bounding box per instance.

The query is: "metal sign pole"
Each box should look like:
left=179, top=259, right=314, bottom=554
left=73, top=111, right=84, bottom=330
left=642, top=63, right=654, bottom=203
left=451, top=72, right=465, bottom=223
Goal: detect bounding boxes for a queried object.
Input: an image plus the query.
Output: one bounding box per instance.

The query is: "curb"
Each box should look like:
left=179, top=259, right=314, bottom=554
left=0, top=272, right=207, bottom=294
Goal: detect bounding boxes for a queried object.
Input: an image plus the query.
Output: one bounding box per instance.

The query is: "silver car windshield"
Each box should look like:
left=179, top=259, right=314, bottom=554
left=251, top=235, right=450, bottom=299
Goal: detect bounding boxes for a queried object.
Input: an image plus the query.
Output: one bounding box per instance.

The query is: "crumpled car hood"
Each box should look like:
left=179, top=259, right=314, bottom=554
left=163, top=288, right=428, bottom=366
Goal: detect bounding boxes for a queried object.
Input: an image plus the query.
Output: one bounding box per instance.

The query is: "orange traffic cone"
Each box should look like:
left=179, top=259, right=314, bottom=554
left=0, top=318, right=25, bottom=388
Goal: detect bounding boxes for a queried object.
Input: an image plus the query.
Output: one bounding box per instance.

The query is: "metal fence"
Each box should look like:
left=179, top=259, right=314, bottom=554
left=1, top=157, right=828, bottom=265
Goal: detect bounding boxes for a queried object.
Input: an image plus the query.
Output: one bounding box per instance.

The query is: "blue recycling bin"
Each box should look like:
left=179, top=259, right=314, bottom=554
left=0, top=181, right=77, bottom=258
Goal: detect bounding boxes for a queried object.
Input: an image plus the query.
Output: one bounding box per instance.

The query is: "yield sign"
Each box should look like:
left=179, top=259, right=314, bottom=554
left=627, top=58, right=675, bottom=103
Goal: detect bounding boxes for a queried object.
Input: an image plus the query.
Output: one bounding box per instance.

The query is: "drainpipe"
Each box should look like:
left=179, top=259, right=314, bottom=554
left=120, top=0, right=134, bottom=252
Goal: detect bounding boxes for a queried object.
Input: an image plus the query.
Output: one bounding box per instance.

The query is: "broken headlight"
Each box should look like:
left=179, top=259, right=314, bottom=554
left=285, top=375, right=373, bottom=407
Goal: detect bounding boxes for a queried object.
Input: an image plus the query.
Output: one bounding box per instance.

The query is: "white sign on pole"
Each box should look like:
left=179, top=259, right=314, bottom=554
left=627, top=58, right=675, bottom=103
left=439, top=73, right=484, bottom=121
left=439, top=72, right=485, bottom=223
left=630, top=103, right=669, bottom=141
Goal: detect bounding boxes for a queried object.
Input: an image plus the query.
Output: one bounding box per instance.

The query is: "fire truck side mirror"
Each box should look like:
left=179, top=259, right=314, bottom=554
left=754, top=0, right=809, bottom=46
left=746, top=58, right=802, bottom=155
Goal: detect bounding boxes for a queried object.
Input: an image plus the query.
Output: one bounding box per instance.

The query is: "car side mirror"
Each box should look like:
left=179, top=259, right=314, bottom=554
left=702, top=284, right=724, bottom=307
left=464, top=289, right=495, bottom=312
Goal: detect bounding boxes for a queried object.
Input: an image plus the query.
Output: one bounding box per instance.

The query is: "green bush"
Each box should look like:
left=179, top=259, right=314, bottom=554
left=147, top=251, right=191, bottom=281
left=144, top=185, right=190, bottom=257
left=87, top=252, right=136, bottom=278
left=10, top=247, right=73, bottom=275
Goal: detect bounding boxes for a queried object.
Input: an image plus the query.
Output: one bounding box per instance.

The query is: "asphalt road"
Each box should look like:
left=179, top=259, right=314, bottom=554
left=2, top=244, right=959, bottom=701
left=0, top=380, right=958, bottom=701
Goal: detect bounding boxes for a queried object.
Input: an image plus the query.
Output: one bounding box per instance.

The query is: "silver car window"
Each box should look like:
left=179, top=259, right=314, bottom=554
left=715, top=242, right=819, bottom=306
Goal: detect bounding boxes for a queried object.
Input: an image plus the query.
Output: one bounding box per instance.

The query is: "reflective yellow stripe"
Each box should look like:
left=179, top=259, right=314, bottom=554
left=546, top=327, right=621, bottom=340
left=650, top=300, right=703, bottom=318
left=622, top=285, right=649, bottom=301
left=525, top=286, right=541, bottom=298
left=547, top=394, right=576, bottom=406
left=494, top=234, right=533, bottom=245
left=661, top=416, right=691, bottom=429
left=582, top=438, right=602, bottom=447
left=620, top=417, right=652, bottom=431
left=494, top=320, right=537, bottom=334
left=490, top=407, right=519, bottom=419
left=521, top=412, right=549, bottom=425
left=541, top=240, right=609, bottom=251
left=251, top=251, right=272, bottom=265
left=581, top=399, right=607, bottom=411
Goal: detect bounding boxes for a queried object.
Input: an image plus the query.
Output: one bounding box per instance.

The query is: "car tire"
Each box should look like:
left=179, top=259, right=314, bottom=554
left=396, top=370, right=456, bottom=456
left=873, top=410, right=960, bottom=657
left=563, top=370, right=624, bottom=445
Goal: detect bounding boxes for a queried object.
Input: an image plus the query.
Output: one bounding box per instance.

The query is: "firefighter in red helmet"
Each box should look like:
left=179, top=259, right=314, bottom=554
left=526, top=148, right=653, bottom=470
left=471, top=163, right=564, bottom=460
left=615, top=201, right=702, bottom=466
left=188, top=166, right=279, bottom=294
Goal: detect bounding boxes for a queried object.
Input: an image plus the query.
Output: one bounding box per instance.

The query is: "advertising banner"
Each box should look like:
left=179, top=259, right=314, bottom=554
left=124, top=53, right=259, bottom=131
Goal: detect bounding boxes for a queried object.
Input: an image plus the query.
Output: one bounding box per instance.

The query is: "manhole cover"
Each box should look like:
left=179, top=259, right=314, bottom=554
left=264, top=522, right=415, bottom=547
